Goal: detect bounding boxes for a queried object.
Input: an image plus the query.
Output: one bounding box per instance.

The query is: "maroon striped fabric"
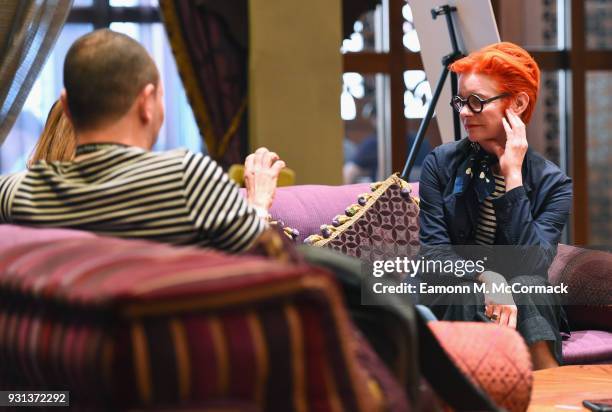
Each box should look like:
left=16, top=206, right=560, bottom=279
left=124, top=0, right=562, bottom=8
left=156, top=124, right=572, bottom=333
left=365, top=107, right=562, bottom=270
left=0, top=225, right=410, bottom=411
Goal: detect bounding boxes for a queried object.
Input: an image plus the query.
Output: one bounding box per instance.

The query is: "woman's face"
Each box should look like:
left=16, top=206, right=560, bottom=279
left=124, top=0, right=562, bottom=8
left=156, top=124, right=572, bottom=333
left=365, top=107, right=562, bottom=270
left=457, top=73, right=508, bottom=146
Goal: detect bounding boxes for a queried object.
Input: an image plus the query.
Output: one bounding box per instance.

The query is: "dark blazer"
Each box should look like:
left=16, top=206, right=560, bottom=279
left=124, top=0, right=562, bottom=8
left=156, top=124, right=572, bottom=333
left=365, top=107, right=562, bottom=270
left=418, top=138, right=573, bottom=280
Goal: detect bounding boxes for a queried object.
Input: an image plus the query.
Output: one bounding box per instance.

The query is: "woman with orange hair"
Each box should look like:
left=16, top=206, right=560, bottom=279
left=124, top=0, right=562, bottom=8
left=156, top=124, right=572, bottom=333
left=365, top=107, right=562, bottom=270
left=29, top=100, right=76, bottom=166
left=417, top=42, right=572, bottom=369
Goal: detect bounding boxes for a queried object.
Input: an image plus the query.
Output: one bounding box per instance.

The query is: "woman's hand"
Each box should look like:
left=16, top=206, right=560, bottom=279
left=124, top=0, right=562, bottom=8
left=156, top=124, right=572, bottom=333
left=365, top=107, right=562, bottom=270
left=244, top=147, right=286, bottom=211
left=491, top=109, right=528, bottom=191
left=478, top=270, right=518, bottom=329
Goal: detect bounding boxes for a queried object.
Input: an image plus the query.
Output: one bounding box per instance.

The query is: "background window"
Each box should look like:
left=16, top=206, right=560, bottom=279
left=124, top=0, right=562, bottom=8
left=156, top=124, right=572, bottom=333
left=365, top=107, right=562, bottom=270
left=0, top=3, right=201, bottom=173
left=1, top=24, right=92, bottom=173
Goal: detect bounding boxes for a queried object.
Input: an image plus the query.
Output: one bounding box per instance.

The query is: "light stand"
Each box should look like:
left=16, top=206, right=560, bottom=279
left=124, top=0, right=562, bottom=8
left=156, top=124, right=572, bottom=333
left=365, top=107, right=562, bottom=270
left=401, top=5, right=464, bottom=180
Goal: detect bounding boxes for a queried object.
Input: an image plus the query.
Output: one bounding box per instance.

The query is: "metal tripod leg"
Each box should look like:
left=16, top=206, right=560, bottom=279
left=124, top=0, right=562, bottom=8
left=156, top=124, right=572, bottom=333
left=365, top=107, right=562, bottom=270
left=401, top=66, right=450, bottom=180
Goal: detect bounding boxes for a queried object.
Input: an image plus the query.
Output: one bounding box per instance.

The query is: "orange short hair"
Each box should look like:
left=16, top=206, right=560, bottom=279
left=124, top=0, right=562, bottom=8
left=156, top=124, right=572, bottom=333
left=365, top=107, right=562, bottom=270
left=449, top=42, right=540, bottom=123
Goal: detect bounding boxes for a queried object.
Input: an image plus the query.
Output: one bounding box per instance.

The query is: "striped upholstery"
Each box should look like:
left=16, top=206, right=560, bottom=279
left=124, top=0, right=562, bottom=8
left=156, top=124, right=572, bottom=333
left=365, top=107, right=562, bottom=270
left=0, top=225, right=409, bottom=411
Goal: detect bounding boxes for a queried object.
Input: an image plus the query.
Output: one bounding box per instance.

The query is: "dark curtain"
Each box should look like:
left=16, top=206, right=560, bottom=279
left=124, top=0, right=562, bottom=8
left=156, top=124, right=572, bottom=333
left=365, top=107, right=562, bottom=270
left=0, top=0, right=73, bottom=146
left=159, top=0, right=380, bottom=168
left=160, top=0, right=248, bottom=169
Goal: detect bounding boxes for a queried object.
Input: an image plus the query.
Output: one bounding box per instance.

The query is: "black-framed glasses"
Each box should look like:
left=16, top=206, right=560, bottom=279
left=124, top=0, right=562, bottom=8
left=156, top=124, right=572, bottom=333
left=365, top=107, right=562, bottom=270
left=450, top=93, right=509, bottom=113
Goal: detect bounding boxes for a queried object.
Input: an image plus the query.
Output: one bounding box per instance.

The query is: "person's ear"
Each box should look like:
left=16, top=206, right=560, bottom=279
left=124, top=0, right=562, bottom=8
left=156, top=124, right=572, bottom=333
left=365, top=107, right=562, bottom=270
left=510, top=91, right=529, bottom=116
left=138, top=83, right=156, bottom=124
left=59, top=89, right=74, bottom=125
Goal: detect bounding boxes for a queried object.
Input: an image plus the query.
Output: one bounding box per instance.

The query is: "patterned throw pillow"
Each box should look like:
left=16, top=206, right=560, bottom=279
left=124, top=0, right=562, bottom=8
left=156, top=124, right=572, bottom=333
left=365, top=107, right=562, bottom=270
left=429, top=321, right=533, bottom=412
left=304, top=174, right=420, bottom=262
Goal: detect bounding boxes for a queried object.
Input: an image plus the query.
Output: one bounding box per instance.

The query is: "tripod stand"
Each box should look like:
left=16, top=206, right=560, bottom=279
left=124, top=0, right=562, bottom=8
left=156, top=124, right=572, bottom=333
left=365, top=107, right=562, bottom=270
left=401, top=5, right=464, bottom=180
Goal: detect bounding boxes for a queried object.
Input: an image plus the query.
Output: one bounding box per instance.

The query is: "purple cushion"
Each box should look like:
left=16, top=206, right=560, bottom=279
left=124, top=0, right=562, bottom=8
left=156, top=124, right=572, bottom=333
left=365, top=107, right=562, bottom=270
left=264, top=182, right=419, bottom=243
left=303, top=175, right=420, bottom=263
left=562, top=330, right=612, bottom=364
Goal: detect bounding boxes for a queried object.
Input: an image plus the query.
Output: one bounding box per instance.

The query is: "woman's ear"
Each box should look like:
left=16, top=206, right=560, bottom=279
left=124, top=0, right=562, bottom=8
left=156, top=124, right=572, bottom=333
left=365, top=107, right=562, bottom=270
left=511, top=91, right=529, bottom=116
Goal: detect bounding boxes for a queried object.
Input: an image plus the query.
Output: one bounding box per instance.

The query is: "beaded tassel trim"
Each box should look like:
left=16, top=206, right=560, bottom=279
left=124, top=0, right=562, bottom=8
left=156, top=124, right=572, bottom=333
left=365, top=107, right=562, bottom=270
left=303, top=174, right=418, bottom=246
left=268, top=219, right=300, bottom=241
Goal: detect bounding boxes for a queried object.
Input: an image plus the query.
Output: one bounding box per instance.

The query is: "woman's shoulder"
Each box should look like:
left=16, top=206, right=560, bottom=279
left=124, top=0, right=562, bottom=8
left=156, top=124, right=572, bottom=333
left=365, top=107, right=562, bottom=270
left=428, top=139, right=468, bottom=159
left=424, top=139, right=471, bottom=170
left=420, top=139, right=471, bottom=187
left=524, top=148, right=571, bottom=185
left=523, top=149, right=572, bottom=202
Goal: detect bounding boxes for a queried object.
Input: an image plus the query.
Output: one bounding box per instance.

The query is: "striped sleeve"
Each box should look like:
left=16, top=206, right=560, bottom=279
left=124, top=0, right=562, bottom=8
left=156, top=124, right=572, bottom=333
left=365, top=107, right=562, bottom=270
left=0, top=172, right=25, bottom=223
left=182, top=151, right=265, bottom=252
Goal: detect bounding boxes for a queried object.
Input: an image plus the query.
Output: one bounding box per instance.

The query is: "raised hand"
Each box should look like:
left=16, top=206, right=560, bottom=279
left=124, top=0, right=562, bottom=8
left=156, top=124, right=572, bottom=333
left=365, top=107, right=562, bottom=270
left=491, top=109, right=528, bottom=191
left=244, top=147, right=286, bottom=211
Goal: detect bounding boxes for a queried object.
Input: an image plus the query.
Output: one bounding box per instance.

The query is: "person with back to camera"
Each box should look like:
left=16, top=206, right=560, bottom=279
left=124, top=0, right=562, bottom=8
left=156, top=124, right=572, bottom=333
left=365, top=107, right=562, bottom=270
left=417, top=42, right=572, bottom=369
left=0, top=29, right=284, bottom=252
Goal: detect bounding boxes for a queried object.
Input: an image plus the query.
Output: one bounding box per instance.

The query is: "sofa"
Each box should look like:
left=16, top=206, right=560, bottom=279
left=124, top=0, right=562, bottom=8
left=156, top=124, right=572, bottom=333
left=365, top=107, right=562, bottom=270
left=0, top=180, right=609, bottom=411
left=0, top=224, right=418, bottom=410
left=0, top=223, right=536, bottom=411
left=267, top=181, right=612, bottom=365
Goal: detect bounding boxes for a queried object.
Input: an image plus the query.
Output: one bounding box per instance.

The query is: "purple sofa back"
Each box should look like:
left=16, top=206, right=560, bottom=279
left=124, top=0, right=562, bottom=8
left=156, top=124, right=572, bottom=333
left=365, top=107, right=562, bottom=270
left=266, top=182, right=420, bottom=243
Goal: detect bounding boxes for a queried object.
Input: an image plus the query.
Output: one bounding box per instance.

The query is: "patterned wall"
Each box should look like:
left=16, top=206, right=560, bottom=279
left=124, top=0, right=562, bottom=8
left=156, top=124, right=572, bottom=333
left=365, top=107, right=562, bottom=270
left=501, top=0, right=611, bottom=245
left=540, top=0, right=560, bottom=164
left=501, top=0, right=561, bottom=166
left=586, top=0, right=612, bottom=246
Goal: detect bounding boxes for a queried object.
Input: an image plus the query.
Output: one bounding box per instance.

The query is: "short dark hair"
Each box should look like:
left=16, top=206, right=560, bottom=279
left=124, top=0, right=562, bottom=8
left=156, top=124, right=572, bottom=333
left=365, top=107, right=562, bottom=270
left=63, top=29, right=159, bottom=130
